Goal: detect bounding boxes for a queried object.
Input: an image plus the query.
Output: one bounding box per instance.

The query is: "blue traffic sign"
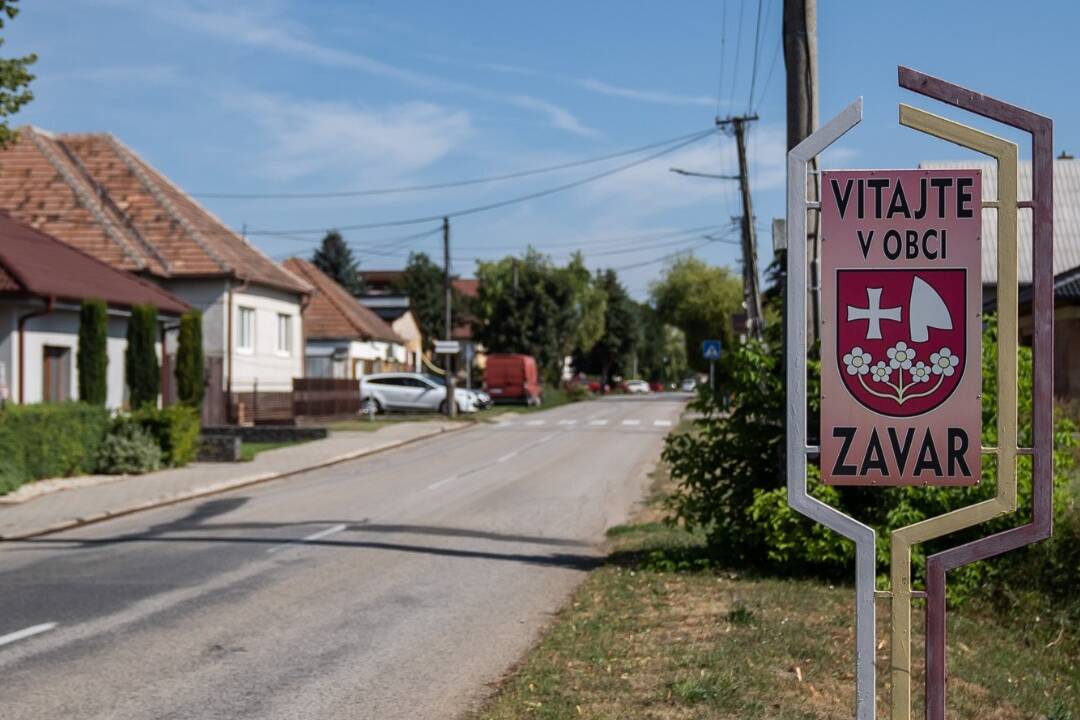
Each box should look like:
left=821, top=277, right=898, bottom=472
left=702, top=339, right=722, bottom=361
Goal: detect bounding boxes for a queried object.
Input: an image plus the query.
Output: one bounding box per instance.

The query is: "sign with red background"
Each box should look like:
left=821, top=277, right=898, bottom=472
left=820, top=169, right=982, bottom=486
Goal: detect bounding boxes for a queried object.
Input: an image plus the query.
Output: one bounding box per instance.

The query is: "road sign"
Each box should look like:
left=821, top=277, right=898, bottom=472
left=701, top=339, right=722, bottom=361
left=820, top=169, right=982, bottom=486
left=433, top=340, right=460, bottom=354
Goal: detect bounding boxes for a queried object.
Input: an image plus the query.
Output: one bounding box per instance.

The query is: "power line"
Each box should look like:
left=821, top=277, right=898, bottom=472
left=752, top=32, right=783, bottom=111
left=453, top=224, right=721, bottom=252
left=611, top=239, right=715, bottom=271
left=189, top=128, right=719, bottom=200
left=247, top=128, right=720, bottom=237
left=747, top=0, right=765, bottom=113
left=716, top=0, right=727, bottom=116
left=727, top=0, right=746, bottom=110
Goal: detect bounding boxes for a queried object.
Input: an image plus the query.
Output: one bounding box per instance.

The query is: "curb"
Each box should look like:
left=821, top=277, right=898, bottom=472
left=0, top=423, right=471, bottom=543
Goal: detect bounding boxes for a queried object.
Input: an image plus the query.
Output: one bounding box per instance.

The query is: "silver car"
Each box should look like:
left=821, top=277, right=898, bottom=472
left=360, top=372, right=478, bottom=414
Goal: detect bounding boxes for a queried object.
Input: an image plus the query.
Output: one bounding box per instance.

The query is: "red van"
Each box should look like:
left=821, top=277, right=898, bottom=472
left=484, top=354, right=542, bottom=405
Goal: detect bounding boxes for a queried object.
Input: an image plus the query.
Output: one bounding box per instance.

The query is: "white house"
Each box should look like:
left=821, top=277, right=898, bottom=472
left=282, top=258, right=406, bottom=378
left=0, top=128, right=312, bottom=422
left=0, top=214, right=189, bottom=408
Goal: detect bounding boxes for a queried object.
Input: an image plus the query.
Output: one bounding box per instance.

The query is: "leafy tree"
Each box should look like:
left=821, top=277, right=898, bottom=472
left=125, top=304, right=159, bottom=409
left=651, top=257, right=743, bottom=371
left=635, top=303, right=687, bottom=385
left=396, top=251, right=465, bottom=351
left=77, top=299, right=108, bottom=405
left=580, top=270, right=638, bottom=383
left=312, top=230, right=364, bottom=296
left=0, top=1, right=35, bottom=149
left=175, top=310, right=204, bottom=408
left=474, top=250, right=608, bottom=384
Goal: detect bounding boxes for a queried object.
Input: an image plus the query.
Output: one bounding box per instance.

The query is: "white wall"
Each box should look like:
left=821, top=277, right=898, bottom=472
left=305, top=339, right=406, bottom=378
left=0, top=300, right=166, bottom=410
left=159, top=278, right=227, bottom=357
left=229, top=284, right=303, bottom=392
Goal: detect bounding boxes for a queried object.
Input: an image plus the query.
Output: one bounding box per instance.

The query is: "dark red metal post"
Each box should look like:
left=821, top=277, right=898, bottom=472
left=898, top=66, right=1054, bottom=720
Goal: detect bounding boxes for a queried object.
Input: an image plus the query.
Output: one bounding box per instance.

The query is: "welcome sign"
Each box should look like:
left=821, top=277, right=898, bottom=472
left=820, top=169, right=982, bottom=486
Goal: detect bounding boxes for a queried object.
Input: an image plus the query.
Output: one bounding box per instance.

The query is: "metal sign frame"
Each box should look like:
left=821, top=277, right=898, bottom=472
left=785, top=67, right=1054, bottom=720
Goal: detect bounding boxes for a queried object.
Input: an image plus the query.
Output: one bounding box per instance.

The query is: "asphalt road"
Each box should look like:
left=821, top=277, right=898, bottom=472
left=0, top=394, right=685, bottom=720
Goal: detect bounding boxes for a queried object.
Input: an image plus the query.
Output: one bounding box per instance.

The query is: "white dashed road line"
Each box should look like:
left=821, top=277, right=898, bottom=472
left=525, top=419, right=545, bottom=426
left=267, top=523, right=349, bottom=553
left=557, top=419, right=577, bottom=426
left=621, top=419, right=641, bottom=426
left=0, top=622, right=58, bottom=648
left=496, top=451, right=518, bottom=463
left=427, top=476, right=458, bottom=491
left=653, top=419, right=673, bottom=427
left=588, top=419, right=608, bottom=426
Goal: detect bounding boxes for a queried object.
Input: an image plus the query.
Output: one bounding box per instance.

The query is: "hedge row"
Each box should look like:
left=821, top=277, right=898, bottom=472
left=0, top=402, right=201, bottom=496
left=0, top=403, right=109, bottom=495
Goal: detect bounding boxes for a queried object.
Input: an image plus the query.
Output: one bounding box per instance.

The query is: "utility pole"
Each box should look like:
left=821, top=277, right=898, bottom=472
left=716, top=114, right=765, bottom=340
left=784, top=0, right=820, bottom=343
left=442, top=216, right=457, bottom=418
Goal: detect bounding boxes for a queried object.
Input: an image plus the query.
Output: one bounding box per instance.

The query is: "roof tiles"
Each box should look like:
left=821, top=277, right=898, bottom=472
left=0, top=127, right=309, bottom=295
left=283, top=258, right=402, bottom=343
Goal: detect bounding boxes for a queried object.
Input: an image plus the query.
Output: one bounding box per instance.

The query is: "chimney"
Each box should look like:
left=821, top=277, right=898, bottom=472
left=1058, top=150, right=1074, bottom=160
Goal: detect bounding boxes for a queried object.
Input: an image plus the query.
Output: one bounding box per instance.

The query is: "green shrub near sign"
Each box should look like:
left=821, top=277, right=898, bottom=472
left=131, top=405, right=200, bottom=467
left=0, top=403, right=110, bottom=495
left=664, top=316, right=1079, bottom=621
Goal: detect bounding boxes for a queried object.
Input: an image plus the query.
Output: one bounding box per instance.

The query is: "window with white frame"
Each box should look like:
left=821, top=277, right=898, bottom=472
left=237, top=306, right=255, bottom=351
left=277, top=313, right=292, bottom=354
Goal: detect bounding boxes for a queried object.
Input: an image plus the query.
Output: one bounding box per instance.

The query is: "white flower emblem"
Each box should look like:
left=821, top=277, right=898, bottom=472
left=930, top=347, right=960, bottom=377
left=887, top=341, right=915, bottom=370
left=870, top=361, right=891, bottom=383
left=843, top=346, right=872, bottom=376
left=910, top=361, right=932, bottom=384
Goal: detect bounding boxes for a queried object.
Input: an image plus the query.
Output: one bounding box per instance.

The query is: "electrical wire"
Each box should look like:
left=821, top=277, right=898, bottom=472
left=611, top=239, right=714, bottom=271
left=453, top=224, right=721, bottom=252
left=747, top=0, right=765, bottom=113
left=189, top=128, right=719, bottom=200
left=727, top=0, right=746, bottom=110
left=247, top=128, right=720, bottom=236
left=752, top=33, right=783, bottom=111
left=715, top=0, right=727, bottom=116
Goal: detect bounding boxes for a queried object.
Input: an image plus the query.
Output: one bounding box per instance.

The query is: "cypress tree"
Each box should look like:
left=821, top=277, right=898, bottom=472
left=125, top=304, right=160, bottom=409
left=175, top=310, right=204, bottom=408
left=77, top=298, right=108, bottom=405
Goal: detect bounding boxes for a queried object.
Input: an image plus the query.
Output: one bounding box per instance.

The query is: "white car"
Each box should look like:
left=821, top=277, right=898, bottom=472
left=360, top=373, right=478, bottom=414
left=680, top=378, right=697, bottom=392
left=624, top=379, right=651, bottom=394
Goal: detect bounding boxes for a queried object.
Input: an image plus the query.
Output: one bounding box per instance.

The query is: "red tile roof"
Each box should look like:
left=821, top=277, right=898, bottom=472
left=283, top=258, right=402, bottom=343
left=0, top=127, right=310, bottom=295
left=0, top=212, right=189, bottom=315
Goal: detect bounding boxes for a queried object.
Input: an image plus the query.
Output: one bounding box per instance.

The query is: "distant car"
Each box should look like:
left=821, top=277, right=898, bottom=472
left=360, top=373, right=478, bottom=414
left=623, top=379, right=650, bottom=394
left=680, top=378, right=697, bottom=392
left=649, top=381, right=665, bottom=393
left=485, top=354, right=542, bottom=405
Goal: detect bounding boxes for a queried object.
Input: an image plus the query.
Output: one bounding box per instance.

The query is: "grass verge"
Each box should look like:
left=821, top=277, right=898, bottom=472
left=239, top=440, right=312, bottom=462
left=470, top=441, right=1079, bottom=720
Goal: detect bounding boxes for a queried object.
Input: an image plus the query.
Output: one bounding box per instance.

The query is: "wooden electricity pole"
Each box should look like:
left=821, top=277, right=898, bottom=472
left=717, top=114, right=765, bottom=340
left=784, top=0, right=820, bottom=344
left=442, top=216, right=456, bottom=418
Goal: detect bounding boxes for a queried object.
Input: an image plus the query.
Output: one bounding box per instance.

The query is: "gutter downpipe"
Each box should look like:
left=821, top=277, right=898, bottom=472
left=18, top=297, right=56, bottom=404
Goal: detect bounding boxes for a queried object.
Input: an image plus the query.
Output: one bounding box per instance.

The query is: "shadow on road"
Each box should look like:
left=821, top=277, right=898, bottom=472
left=7, top=498, right=600, bottom=571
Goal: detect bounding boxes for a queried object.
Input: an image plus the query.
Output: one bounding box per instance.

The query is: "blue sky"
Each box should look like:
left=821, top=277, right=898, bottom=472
left=6, top=1, right=1079, bottom=297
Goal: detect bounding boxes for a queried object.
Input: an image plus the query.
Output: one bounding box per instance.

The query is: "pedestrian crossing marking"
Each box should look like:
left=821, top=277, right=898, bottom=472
left=622, top=419, right=641, bottom=426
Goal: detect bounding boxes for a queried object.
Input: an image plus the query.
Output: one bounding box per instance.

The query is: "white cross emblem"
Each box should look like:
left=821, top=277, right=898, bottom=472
left=847, top=287, right=902, bottom=340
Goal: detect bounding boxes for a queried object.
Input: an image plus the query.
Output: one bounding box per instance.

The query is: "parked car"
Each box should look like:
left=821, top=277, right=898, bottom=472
left=623, top=379, right=651, bottom=394
left=360, top=373, right=478, bottom=414
left=468, top=388, right=493, bottom=409
left=680, top=378, right=697, bottom=392
left=649, top=381, right=665, bottom=393
left=484, top=354, right=542, bottom=405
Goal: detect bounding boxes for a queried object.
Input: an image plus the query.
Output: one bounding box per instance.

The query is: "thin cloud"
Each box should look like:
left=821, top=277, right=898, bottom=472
left=228, top=93, right=473, bottom=183
left=128, top=1, right=596, bottom=139
left=576, top=78, right=716, bottom=107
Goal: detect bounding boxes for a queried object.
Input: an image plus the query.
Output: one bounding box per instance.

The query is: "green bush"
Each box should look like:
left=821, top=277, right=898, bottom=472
left=96, top=418, right=162, bottom=474
left=665, top=316, right=1080, bottom=618
left=175, top=310, right=204, bottom=408
left=133, top=405, right=200, bottom=467
left=77, top=299, right=108, bottom=405
left=125, top=303, right=159, bottom=409
left=565, top=384, right=591, bottom=402
left=0, top=403, right=110, bottom=495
